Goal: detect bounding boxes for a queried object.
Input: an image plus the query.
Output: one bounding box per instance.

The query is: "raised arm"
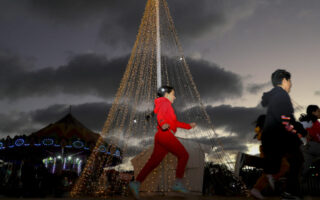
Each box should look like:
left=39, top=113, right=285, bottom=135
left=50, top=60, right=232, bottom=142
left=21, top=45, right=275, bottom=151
left=176, top=121, right=192, bottom=130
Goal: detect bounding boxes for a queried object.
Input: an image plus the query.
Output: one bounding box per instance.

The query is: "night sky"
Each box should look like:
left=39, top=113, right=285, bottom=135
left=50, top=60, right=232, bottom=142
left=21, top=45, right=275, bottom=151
left=1, top=0, right=320, bottom=155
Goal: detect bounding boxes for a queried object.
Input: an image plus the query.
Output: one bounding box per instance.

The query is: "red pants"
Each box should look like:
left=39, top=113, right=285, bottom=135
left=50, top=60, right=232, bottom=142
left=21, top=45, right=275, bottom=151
left=136, top=130, right=189, bottom=182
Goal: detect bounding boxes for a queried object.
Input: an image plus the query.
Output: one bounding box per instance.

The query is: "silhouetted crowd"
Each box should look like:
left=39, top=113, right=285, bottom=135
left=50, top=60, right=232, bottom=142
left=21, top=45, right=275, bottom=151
left=0, top=158, right=77, bottom=197
left=238, top=69, right=320, bottom=200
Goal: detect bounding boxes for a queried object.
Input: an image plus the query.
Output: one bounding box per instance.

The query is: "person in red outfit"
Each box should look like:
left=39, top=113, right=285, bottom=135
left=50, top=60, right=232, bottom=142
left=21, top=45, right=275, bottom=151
left=299, top=105, right=320, bottom=176
left=129, top=86, right=196, bottom=199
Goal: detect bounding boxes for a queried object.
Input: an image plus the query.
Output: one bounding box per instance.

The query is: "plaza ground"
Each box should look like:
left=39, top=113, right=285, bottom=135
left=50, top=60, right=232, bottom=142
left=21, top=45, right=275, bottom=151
left=1, top=196, right=319, bottom=200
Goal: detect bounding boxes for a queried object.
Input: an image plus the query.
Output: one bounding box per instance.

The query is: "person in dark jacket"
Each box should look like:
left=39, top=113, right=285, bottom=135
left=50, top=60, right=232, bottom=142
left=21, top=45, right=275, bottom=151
left=261, top=69, right=307, bottom=199
left=250, top=114, right=290, bottom=199
left=128, top=86, right=196, bottom=200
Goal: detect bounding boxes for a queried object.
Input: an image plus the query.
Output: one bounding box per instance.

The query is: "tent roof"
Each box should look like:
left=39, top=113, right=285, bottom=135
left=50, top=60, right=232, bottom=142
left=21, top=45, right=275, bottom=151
left=29, top=113, right=100, bottom=143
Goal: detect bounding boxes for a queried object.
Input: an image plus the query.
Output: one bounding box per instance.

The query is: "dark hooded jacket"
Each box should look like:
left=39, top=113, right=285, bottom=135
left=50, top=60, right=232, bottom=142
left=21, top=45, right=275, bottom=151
left=261, top=87, right=306, bottom=151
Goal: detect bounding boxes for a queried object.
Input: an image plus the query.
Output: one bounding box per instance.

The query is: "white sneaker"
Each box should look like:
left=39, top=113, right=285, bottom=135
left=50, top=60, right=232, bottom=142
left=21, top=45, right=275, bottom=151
left=281, top=192, right=301, bottom=200
left=172, top=181, right=189, bottom=193
left=250, top=188, right=265, bottom=199
left=266, top=174, right=275, bottom=190
left=129, top=181, right=141, bottom=200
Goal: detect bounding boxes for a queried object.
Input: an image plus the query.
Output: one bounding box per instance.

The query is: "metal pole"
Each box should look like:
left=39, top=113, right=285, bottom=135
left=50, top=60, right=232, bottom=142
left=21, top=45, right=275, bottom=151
left=156, top=0, right=161, bottom=89
left=156, top=0, right=165, bottom=192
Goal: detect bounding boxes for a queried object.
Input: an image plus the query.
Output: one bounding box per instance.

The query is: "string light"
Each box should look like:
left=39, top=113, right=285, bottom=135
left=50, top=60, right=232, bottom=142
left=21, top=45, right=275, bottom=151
left=15, top=138, right=24, bottom=146
left=71, top=0, right=245, bottom=197
left=52, top=157, right=56, bottom=174
left=77, top=160, right=82, bottom=176
left=43, top=138, right=54, bottom=146
left=63, top=158, right=67, bottom=170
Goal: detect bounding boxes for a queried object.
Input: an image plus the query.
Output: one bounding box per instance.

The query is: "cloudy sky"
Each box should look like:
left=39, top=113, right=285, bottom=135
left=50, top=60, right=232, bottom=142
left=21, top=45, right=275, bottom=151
left=1, top=0, right=320, bottom=156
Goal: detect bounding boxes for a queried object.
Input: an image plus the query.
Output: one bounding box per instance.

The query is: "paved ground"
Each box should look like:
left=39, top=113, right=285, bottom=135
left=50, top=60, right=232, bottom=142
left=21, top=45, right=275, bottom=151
left=128, top=195, right=319, bottom=200
left=1, top=196, right=319, bottom=200
left=121, top=195, right=320, bottom=200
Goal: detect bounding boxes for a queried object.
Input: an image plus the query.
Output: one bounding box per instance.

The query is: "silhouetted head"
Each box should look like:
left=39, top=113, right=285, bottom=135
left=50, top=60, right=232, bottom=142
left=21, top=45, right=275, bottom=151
left=307, top=105, right=320, bottom=116
left=271, top=69, right=292, bottom=93
left=299, top=104, right=320, bottom=122
left=157, top=86, right=176, bottom=103
left=157, top=86, right=174, bottom=97
left=255, top=114, right=266, bottom=129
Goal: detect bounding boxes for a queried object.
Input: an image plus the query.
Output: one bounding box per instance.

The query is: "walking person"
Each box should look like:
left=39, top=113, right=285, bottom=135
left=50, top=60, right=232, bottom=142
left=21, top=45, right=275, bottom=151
left=261, top=69, right=307, bottom=199
left=250, top=114, right=290, bottom=199
left=129, top=86, right=196, bottom=199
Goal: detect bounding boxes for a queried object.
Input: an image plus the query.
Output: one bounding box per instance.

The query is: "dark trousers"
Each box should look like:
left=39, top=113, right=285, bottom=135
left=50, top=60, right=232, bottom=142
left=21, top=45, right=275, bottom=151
left=263, top=140, right=303, bottom=196
left=285, top=147, right=304, bottom=196
left=262, top=138, right=284, bottom=174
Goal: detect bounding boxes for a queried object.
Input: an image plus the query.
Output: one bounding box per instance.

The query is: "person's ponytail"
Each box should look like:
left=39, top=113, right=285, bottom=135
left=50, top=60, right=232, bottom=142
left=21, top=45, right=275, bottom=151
left=157, top=86, right=174, bottom=97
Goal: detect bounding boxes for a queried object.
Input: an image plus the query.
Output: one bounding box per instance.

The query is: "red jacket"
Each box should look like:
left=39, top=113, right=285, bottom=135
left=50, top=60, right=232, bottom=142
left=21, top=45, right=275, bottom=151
left=154, top=97, right=191, bottom=133
left=307, top=120, right=320, bottom=143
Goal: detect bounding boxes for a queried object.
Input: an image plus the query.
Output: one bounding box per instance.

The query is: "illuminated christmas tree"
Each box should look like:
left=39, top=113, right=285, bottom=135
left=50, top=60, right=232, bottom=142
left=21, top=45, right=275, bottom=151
left=71, top=0, right=242, bottom=197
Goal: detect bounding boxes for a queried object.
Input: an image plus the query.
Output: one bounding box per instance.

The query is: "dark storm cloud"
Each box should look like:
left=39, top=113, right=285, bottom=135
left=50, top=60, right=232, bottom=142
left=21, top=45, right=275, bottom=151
left=30, top=104, right=72, bottom=124
left=26, top=0, right=223, bottom=37
left=0, top=112, right=33, bottom=137
left=98, top=0, right=257, bottom=48
left=0, top=0, right=257, bottom=49
left=0, top=100, right=264, bottom=153
left=0, top=51, right=127, bottom=100
left=191, top=135, right=248, bottom=153
left=0, top=50, right=243, bottom=102
left=205, top=104, right=265, bottom=139
left=247, top=82, right=271, bottom=94
left=173, top=104, right=265, bottom=153
left=188, top=59, right=243, bottom=101
left=30, top=102, right=112, bottom=132
left=0, top=102, right=112, bottom=138
left=218, top=136, right=249, bottom=152
left=97, top=0, right=228, bottom=48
